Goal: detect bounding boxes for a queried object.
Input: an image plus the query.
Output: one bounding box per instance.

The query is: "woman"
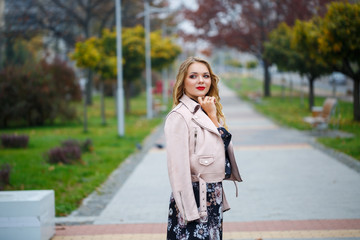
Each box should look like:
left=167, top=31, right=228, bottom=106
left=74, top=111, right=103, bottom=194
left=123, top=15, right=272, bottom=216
left=165, top=56, right=242, bottom=240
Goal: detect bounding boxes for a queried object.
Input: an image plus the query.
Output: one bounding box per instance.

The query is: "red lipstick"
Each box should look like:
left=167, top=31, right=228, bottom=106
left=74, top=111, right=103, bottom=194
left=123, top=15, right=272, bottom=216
left=196, top=86, right=205, bottom=90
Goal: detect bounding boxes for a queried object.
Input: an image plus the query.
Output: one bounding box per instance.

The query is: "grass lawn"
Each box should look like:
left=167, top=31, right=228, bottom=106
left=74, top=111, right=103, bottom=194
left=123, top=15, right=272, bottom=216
left=0, top=93, right=164, bottom=216
left=222, top=73, right=360, bottom=161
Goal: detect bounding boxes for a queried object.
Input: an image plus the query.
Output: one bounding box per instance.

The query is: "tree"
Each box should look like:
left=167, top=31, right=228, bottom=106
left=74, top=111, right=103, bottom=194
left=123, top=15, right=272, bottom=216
left=34, top=0, right=167, bottom=105
left=317, top=2, right=360, bottom=121
left=71, top=34, right=116, bottom=126
left=182, top=0, right=331, bottom=97
left=265, top=22, right=331, bottom=110
left=1, top=0, right=44, bottom=68
left=71, top=25, right=181, bottom=115
left=0, top=59, right=81, bottom=127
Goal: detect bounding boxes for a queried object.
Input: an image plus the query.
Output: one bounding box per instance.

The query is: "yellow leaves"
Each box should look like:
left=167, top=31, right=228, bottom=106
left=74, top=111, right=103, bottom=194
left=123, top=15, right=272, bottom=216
left=332, top=43, right=342, bottom=53
left=267, top=1, right=359, bottom=78
left=318, top=1, right=360, bottom=59
left=70, top=25, right=181, bottom=81
left=71, top=37, right=101, bottom=69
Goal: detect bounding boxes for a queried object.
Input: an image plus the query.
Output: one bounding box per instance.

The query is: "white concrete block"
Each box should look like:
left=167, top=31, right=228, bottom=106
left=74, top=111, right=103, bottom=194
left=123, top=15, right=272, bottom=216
left=0, top=190, right=55, bottom=240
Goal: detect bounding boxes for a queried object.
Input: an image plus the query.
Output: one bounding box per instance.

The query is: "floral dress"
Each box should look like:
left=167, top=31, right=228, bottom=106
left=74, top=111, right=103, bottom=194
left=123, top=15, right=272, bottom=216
left=166, top=127, right=232, bottom=240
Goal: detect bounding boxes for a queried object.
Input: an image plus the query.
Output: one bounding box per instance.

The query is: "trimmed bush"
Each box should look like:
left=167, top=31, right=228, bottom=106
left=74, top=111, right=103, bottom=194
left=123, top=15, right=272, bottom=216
left=45, top=146, right=82, bottom=164
left=61, top=138, right=93, bottom=153
left=246, top=60, right=258, bottom=69
left=1, top=134, right=29, bottom=148
left=61, top=139, right=80, bottom=148
left=0, top=163, right=11, bottom=190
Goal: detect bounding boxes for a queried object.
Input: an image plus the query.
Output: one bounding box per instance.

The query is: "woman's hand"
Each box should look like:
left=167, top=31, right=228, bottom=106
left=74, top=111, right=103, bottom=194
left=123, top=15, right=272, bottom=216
left=198, top=96, right=219, bottom=127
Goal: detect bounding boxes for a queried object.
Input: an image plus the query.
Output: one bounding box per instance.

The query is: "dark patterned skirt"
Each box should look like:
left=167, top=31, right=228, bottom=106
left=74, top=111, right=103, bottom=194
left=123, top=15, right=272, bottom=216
left=167, top=182, right=223, bottom=240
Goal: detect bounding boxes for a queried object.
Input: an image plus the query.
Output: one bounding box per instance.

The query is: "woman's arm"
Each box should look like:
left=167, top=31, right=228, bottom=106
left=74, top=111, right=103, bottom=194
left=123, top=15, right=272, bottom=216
left=164, top=112, right=200, bottom=222
left=198, top=96, right=219, bottom=127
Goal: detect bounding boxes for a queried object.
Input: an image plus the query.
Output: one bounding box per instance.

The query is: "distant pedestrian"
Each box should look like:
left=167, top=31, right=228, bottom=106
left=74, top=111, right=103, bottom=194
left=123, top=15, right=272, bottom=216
left=164, top=56, right=242, bottom=240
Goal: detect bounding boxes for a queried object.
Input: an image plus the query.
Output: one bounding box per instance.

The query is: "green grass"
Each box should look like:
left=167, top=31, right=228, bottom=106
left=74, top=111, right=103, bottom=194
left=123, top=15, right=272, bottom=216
left=222, top=73, right=360, bottom=161
left=0, top=93, right=164, bottom=216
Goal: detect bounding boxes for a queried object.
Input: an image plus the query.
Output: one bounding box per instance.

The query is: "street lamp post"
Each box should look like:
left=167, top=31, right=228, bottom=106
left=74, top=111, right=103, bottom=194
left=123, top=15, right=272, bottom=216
left=144, top=0, right=153, bottom=119
left=139, top=1, right=171, bottom=119
left=161, top=22, right=169, bottom=106
left=115, top=0, right=125, bottom=136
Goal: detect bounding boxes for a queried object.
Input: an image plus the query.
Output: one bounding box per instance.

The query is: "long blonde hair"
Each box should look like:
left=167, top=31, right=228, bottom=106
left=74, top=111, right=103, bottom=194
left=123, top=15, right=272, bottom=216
left=172, top=56, right=227, bottom=129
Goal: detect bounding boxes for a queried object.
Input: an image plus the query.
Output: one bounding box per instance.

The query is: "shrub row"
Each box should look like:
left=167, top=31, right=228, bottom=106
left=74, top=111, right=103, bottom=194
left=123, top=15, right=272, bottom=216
left=46, top=146, right=82, bottom=164
left=0, top=134, right=29, bottom=148
left=61, top=139, right=93, bottom=153
left=44, top=138, right=93, bottom=164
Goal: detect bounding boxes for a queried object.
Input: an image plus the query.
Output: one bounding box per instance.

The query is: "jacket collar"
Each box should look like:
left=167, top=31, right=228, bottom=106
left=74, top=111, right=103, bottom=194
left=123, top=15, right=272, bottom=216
left=180, top=94, right=220, bottom=136
left=179, top=94, right=201, bottom=114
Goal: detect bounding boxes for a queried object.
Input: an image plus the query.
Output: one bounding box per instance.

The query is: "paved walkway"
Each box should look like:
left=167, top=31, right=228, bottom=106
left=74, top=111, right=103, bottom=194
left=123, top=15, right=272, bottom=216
left=53, top=84, right=360, bottom=240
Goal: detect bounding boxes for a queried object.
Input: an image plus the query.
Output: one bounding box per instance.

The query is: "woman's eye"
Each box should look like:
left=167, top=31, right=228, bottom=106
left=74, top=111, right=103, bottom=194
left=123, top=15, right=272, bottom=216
left=189, top=75, right=197, bottom=79
left=203, top=74, right=210, bottom=78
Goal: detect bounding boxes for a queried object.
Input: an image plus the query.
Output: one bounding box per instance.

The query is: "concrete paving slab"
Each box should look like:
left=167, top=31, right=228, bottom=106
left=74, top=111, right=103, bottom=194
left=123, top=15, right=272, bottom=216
left=94, top=149, right=170, bottom=224
left=92, top=83, right=360, bottom=226
left=224, top=146, right=360, bottom=222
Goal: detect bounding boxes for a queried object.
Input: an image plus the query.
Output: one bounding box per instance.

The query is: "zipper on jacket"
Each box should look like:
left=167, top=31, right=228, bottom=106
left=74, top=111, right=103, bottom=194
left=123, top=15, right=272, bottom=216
left=194, top=128, right=198, bottom=154
left=178, top=191, right=188, bottom=223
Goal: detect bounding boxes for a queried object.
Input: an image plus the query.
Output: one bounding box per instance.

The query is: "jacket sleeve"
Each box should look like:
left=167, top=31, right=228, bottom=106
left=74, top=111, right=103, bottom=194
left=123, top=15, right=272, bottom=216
left=228, top=141, right=242, bottom=182
left=164, top=112, right=200, bottom=222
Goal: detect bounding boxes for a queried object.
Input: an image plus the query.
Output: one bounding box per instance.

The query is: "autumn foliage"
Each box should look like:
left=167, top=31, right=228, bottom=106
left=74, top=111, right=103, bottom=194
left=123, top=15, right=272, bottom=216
left=71, top=25, right=181, bottom=113
left=0, top=59, right=81, bottom=127
left=182, top=0, right=332, bottom=97
left=265, top=2, right=360, bottom=121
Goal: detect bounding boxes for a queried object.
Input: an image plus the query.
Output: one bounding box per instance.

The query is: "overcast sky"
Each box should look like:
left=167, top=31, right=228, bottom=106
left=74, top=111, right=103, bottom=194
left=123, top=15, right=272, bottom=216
left=168, top=0, right=197, bottom=10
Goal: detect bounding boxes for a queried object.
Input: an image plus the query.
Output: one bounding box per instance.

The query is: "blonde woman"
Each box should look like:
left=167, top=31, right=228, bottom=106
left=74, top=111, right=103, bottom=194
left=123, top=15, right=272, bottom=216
left=165, top=56, right=242, bottom=240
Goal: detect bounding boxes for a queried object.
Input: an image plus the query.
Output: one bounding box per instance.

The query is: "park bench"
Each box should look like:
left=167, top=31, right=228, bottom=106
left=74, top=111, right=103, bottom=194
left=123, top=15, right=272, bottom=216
left=247, top=91, right=262, bottom=103
left=303, top=98, right=338, bottom=130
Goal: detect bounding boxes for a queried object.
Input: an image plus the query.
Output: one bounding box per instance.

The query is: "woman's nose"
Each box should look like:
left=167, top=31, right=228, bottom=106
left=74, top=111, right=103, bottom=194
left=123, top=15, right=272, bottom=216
left=198, top=76, right=204, bottom=83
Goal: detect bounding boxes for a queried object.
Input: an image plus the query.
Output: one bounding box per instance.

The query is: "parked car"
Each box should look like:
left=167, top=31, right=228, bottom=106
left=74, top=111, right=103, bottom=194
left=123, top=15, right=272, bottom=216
left=328, top=72, right=347, bottom=85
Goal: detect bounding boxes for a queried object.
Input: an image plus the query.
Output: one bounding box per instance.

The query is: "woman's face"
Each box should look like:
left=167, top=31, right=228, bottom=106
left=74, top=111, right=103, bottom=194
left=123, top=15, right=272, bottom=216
left=184, top=62, right=212, bottom=100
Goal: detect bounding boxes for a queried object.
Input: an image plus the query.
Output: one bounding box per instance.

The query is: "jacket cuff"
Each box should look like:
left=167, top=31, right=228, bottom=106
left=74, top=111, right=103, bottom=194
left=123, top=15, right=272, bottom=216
left=186, top=213, right=200, bottom=222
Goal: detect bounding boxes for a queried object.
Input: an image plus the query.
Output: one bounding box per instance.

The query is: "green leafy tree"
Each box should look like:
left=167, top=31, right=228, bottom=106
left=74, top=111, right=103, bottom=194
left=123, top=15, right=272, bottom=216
left=264, top=23, right=298, bottom=72
left=265, top=21, right=331, bottom=110
left=317, top=2, right=360, bottom=121
left=226, top=59, right=243, bottom=69
left=121, top=25, right=181, bottom=113
left=150, top=30, right=181, bottom=70
left=71, top=31, right=117, bottom=126
left=71, top=25, right=181, bottom=116
left=246, top=61, right=258, bottom=70
left=292, top=19, right=332, bottom=110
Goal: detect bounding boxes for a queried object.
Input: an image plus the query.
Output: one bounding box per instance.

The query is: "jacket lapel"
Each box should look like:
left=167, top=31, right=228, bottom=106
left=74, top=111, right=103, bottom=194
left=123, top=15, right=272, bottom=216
left=180, top=94, right=220, bottom=136
left=192, top=110, right=221, bottom=136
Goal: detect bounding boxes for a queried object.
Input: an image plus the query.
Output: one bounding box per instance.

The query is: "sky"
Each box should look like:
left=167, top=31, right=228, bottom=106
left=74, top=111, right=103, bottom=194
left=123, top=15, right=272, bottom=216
left=168, top=0, right=198, bottom=10
left=167, top=0, right=198, bottom=34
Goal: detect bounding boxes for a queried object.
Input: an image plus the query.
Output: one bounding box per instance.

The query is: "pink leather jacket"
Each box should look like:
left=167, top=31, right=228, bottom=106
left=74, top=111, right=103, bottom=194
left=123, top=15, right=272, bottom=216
left=164, top=94, right=242, bottom=222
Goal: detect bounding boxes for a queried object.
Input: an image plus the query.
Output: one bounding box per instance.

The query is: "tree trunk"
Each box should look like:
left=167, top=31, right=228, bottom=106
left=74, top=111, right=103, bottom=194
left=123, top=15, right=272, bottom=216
left=113, top=82, right=117, bottom=117
left=0, top=38, right=5, bottom=70
left=86, top=69, right=93, bottom=105
left=84, top=21, right=93, bottom=105
left=263, top=60, right=271, bottom=97
left=354, top=78, right=360, bottom=121
left=100, top=80, right=106, bottom=125
left=124, top=82, right=131, bottom=114
left=308, top=76, right=315, bottom=111
left=83, top=90, right=88, bottom=133
left=5, top=38, right=14, bottom=66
